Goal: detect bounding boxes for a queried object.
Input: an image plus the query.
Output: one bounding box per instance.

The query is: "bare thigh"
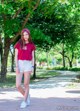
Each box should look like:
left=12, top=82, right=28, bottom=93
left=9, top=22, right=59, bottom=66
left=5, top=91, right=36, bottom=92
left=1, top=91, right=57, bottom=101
left=16, top=73, right=23, bottom=87
left=24, top=72, right=31, bottom=87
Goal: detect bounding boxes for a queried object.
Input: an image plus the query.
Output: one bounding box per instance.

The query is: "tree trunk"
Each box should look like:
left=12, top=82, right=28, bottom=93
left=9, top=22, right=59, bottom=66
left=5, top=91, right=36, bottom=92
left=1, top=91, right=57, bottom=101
left=11, top=53, right=15, bottom=72
left=69, top=61, right=72, bottom=68
left=66, top=57, right=73, bottom=68
left=62, top=50, right=65, bottom=67
left=32, top=51, right=36, bottom=79
left=1, top=38, right=10, bottom=81
left=33, top=63, right=36, bottom=79
left=62, top=43, right=65, bottom=67
left=67, top=50, right=74, bottom=68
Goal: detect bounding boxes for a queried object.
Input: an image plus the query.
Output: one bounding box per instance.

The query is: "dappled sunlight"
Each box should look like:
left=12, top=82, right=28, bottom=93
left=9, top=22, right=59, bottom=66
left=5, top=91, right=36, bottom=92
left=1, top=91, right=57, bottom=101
left=30, top=71, right=79, bottom=89
left=0, top=70, right=80, bottom=111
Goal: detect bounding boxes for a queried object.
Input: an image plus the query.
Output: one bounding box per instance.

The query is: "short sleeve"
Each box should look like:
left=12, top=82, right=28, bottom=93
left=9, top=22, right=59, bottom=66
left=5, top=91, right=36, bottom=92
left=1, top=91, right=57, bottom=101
left=14, top=42, right=20, bottom=49
left=31, top=43, right=36, bottom=51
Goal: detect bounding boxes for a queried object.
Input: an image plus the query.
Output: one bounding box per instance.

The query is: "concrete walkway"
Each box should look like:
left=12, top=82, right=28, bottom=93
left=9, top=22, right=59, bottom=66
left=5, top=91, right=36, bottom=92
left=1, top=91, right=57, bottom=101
left=0, top=71, right=80, bottom=111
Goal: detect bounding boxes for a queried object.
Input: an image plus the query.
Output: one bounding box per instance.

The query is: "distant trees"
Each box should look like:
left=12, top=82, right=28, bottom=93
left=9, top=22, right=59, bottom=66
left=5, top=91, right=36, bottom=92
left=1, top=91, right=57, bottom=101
left=29, top=0, right=80, bottom=67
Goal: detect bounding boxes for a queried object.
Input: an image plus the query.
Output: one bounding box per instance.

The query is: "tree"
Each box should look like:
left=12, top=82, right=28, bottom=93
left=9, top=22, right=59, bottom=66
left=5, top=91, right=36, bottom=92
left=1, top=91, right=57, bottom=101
left=30, top=27, right=52, bottom=78
left=0, top=0, right=40, bottom=81
left=29, top=0, right=80, bottom=67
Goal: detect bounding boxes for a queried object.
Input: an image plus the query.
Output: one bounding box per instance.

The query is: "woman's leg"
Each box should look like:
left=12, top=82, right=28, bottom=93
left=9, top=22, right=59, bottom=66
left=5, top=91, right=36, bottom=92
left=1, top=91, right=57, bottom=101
left=23, top=72, right=31, bottom=101
left=16, top=73, right=25, bottom=96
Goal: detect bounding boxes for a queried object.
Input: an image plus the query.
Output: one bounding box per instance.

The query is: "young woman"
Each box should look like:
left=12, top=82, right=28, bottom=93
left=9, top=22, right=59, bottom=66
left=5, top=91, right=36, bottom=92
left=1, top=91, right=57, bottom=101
left=14, top=28, right=36, bottom=108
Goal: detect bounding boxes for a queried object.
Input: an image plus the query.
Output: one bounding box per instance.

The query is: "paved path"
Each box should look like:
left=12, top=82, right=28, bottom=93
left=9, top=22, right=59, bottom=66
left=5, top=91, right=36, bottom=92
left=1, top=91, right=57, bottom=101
left=0, top=71, right=80, bottom=111
left=30, top=70, right=78, bottom=89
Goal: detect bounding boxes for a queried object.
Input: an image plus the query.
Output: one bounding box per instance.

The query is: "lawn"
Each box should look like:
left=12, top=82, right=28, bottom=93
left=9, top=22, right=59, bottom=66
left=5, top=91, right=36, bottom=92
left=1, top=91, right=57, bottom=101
left=0, top=70, right=58, bottom=88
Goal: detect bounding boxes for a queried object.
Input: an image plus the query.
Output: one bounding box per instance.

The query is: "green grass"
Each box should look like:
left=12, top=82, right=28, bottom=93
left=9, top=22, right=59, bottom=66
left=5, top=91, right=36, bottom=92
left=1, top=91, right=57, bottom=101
left=0, top=70, right=58, bottom=88
left=34, top=70, right=58, bottom=79
left=0, top=74, right=16, bottom=88
left=46, top=66, right=80, bottom=71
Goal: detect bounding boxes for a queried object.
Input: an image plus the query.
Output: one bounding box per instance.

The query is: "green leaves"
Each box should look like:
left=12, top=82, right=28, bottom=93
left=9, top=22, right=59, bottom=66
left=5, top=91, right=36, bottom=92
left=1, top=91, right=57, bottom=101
left=29, top=27, right=52, bottom=51
left=1, top=3, right=15, bottom=15
left=0, top=0, right=40, bottom=39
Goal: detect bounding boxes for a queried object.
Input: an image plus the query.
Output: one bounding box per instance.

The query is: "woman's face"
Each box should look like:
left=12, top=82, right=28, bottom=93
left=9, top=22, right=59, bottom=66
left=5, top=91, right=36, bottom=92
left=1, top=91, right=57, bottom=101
left=23, top=31, right=29, bottom=42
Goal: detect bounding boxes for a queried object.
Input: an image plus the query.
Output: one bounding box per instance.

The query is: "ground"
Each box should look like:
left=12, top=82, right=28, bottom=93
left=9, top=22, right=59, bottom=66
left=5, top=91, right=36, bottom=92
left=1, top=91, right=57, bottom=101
left=0, top=71, right=80, bottom=111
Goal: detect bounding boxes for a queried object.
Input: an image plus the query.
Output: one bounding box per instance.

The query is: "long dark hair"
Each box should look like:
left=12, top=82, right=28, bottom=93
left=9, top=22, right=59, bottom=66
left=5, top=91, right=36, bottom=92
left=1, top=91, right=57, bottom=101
left=19, top=28, right=32, bottom=49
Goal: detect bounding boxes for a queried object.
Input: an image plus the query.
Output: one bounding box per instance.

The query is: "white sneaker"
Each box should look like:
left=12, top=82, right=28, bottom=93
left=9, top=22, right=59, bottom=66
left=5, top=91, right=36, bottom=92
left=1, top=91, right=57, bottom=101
left=20, top=101, right=27, bottom=109
left=26, top=94, right=30, bottom=106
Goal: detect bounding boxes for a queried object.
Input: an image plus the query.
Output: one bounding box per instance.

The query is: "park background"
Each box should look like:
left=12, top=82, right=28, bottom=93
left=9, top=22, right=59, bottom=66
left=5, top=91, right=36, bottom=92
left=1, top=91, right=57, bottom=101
left=0, top=0, right=80, bottom=87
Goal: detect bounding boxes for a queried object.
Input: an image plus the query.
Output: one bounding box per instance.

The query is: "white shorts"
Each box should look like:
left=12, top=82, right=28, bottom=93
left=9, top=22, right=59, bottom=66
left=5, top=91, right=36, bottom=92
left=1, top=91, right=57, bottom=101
left=18, top=60, right=32, bottom=73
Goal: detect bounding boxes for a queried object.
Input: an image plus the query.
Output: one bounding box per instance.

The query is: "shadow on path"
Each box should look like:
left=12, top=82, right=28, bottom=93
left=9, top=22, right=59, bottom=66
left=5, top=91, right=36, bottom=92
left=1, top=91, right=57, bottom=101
left=0, top=96, right=80, bottom=111
left=0, top=71, right=80, bottom=111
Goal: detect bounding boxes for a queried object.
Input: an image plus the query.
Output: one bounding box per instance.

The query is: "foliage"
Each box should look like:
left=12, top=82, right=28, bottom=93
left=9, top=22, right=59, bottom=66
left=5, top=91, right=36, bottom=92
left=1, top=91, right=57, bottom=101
left=0, top=0, right=40, bottom=80
left=30, top=0, right=80, bottom=44
left=49, top=66, right=80, bottom=71
left=0, top=0, right=40, bottom=37
left=0, top=0, right=80, bottom=81
left=29, top=27, right=53, bottom=51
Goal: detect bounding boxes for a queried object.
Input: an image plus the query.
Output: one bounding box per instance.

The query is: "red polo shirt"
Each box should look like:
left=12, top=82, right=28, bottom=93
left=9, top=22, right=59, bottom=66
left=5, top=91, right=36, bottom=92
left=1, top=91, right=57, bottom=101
left=14, top=42, right=36, bottom=60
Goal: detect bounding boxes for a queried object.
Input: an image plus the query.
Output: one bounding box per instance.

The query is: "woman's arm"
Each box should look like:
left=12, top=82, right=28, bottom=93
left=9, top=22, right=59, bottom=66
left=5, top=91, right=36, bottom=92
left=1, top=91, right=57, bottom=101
left=32, top=50, right=35, bottom=66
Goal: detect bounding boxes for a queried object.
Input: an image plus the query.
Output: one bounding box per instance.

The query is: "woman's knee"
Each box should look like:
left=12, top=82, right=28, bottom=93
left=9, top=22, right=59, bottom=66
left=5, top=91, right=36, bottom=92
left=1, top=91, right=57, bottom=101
left=24, top=83, right=29, bottom=88
left=16, top=84, right=21, bottom=90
